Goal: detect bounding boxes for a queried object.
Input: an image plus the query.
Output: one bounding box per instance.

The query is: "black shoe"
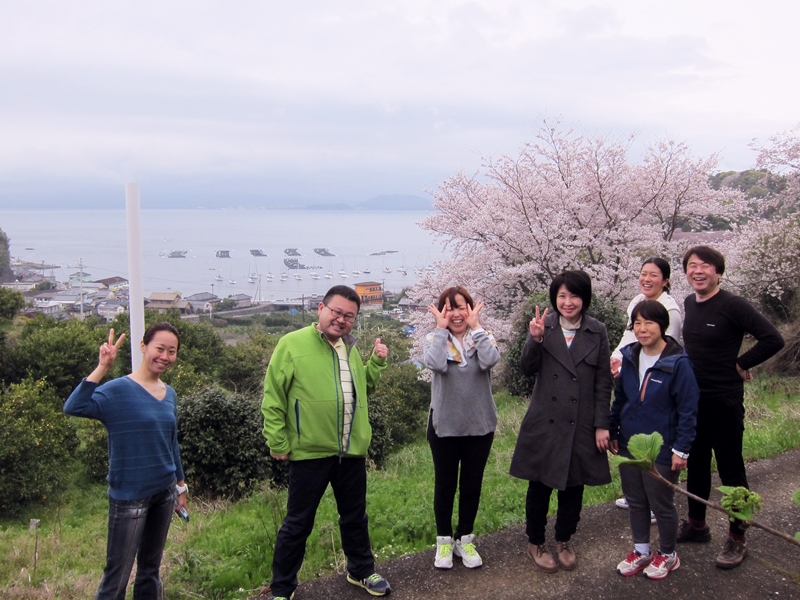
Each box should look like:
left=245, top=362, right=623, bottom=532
left=676, top=519, right=711, bottom=543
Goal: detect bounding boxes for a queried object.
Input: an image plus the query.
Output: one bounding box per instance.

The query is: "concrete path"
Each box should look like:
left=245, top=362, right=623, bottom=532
left=267, top=448, right=800, bottom=599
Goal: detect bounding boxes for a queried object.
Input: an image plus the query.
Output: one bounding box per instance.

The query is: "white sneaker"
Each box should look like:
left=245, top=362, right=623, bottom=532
left=434, top=536, right=453, bottom=569
left=616, top=550, right=652, bottom=577
left=454, top=534, right=483, bottom=568
left=643, top=552, right=680, bottom=580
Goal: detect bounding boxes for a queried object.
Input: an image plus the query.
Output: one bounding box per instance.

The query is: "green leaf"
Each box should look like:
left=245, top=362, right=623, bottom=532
left=628, top=432, right=663, bottom=463
left=793, top=489, right=800, bottom=509
left=718, top=486, right=761, bottom=523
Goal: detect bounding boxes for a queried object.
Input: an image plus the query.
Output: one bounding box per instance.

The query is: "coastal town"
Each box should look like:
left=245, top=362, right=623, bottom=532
left=4, top=260, right=415, bottom=321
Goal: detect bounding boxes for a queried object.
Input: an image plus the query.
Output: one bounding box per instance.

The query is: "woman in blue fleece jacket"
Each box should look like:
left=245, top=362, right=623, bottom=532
left=609, top=301, right=699, bottom=582
left=64, top=323, right=187, bottom=600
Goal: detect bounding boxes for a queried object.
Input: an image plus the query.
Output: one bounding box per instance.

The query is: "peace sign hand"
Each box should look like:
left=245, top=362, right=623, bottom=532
left=87, top=329, right=127, bottom=383
left=528, top=306, right=548, bottom=342
left=99, top=328, right=126, bottom=367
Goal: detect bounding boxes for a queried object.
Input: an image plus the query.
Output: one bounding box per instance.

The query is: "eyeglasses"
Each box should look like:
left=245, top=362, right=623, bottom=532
left=324, top=304, right=357, bottom=323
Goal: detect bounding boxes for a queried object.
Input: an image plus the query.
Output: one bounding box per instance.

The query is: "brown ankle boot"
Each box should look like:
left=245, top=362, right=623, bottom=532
left=556, top=540, right=577, bottom=570
left=527, top=543, right=558, bottom=573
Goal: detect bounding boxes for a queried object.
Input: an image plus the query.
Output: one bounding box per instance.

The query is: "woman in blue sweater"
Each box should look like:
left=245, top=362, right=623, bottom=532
left=65, top=322, right=187, bottom=600
left=609, top=301, right=698, bottom=581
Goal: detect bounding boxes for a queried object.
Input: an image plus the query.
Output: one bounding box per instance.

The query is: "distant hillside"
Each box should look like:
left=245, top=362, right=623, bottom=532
left=356, top=194, right=433, bottom=210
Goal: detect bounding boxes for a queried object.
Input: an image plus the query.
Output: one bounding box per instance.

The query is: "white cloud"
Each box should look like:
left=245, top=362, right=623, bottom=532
left=1, top=0, right=798, bottom=206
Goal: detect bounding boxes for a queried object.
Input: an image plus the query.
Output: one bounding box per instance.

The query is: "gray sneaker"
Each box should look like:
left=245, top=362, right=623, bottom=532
left=715, top=537, right=748, bottom=569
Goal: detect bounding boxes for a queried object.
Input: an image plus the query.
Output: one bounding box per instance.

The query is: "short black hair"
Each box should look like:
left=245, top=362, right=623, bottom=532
left=682, top=245, right=725, bottom=275
left=549, top=270, right=592, bottom=315
left=322, top=285, right=361, bottom=311
left=629, top=300, right=670, bottom=339
left=142, top=322, right=181, bottom=350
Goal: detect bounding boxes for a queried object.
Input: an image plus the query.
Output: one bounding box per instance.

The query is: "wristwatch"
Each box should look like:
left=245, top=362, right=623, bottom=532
left=176, top=483, right=189, bottom=495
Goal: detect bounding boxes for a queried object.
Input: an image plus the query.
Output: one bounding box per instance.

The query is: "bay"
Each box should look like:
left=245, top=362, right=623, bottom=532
left=1, top=209, right=447, bottom=300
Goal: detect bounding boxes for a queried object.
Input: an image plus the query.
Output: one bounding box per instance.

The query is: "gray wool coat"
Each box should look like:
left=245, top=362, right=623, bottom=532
left=509, top=312, right=613, bottom=490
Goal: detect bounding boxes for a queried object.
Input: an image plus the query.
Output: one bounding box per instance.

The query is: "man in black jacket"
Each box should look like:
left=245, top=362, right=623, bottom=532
left=677, top=245, right=784, bottom=569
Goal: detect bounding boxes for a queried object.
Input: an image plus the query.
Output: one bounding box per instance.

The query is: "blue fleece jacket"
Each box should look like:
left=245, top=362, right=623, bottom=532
left=64, top=377, right=185, bottom=500
left=609, top=337, right=699, bottom=465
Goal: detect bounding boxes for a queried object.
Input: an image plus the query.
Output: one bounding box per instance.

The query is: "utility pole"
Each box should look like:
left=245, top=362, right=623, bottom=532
left=79, top=258, right=84, bottom=320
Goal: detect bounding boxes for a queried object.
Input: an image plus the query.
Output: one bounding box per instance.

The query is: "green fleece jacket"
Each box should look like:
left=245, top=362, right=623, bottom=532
left=261, top=324, right=387, bottom=460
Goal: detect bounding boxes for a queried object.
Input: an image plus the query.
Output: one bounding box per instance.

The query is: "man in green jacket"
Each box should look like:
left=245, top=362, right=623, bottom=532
left=262, top=285, right=390, bottom=599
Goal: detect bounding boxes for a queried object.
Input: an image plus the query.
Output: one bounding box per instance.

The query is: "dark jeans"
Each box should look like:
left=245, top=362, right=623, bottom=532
left=96, top=486, right=175, bottom=600
left=525, top=481, right=584, bottom=545
left=687, top=395, right=749, bottom=536
left=428, top=429, right=494, bottom=539
left=271, top=457, right=374, bottom=598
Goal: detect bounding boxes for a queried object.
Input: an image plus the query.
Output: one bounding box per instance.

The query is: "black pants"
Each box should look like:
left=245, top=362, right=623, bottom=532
left=428, top=428, right=494, bottom=539
left=271, top=457, right=374, bottom=597
left=687, top=394, right=749, bottom=536
left=525, top=481, right=584, bottom=545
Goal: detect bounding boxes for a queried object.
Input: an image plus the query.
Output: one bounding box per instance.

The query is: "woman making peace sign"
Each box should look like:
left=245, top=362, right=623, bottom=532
left=64, top=322, right=187, bottom=600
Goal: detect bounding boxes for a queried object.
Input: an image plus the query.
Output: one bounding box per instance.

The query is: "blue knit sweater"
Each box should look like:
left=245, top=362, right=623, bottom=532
left=65, top=377, right=185, bottom=501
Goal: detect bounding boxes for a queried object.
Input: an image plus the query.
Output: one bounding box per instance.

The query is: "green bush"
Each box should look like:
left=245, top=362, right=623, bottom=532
left=178, top=386, right=273, bottom=498
left=0, top=379, right=78, bottom=513
left=217, top=333, right=277, bottom=394
left=74, top=419, right=109, bottom=482
left=6, top=315, right=103, bottom=398
left=368, top=362, right=431, bottom=468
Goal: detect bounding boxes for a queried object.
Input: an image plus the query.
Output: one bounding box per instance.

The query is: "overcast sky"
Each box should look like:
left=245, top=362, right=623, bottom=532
left=1, top=0, right=798, bottom=209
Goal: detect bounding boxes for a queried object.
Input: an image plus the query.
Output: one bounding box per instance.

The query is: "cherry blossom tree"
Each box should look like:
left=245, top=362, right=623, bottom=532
left=411, top=119, right=741, bottom=345
left=723, top=124, right=800, bottom=320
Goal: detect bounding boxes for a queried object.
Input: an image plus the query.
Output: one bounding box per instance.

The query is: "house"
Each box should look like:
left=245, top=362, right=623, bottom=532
left=145, top=291, right=191, bottom=314
left=397, top=297, right=424, bottom=312
left=228, top=293, right=253, bottom=308
left=94, top=276, right=129, bottom=292
left=185, top=292, right=221, bottom=313
left=95, top=299, right=127, bottom=322
left=353, top=281, right=384, bottom=310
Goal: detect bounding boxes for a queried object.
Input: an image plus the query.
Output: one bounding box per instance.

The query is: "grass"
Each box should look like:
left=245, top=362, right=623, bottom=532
left=2, top=378, right=800, bottom=599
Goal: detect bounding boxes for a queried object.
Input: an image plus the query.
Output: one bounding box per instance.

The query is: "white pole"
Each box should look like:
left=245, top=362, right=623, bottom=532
left=125, top=183, right=145, bottom=372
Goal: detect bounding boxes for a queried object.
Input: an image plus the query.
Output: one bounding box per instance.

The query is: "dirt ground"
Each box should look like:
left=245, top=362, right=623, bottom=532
left=262, top=448, right=800, bottom=600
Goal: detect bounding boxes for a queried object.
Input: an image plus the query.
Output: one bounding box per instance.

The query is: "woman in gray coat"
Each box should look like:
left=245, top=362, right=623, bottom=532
left=510, top=270, right=613, bottom=573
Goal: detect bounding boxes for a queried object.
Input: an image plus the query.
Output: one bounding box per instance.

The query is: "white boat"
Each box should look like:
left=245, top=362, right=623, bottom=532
left=294, top=273, right=302, bottom=280
left=215, top=274, right=223, bottom=282
left=324, top=270, right=333, bottom=279
left=352, top=269, right=361, bottom=276
left=310, top=272, right=320, bottom=280
left=280, top=273, right=288, bottom=282
left=397, top=266, right=407, bottom=275
left=229, top=279, right=236, bottom=284
left=265, top=273, right=274, bottom=282
left=383, top=266, right=391, bottom=274
left=248, top=275, right=257, bottom=284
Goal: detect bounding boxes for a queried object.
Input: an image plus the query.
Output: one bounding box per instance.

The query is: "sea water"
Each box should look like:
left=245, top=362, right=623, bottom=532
left=1, top=209, right=447, bottom=300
